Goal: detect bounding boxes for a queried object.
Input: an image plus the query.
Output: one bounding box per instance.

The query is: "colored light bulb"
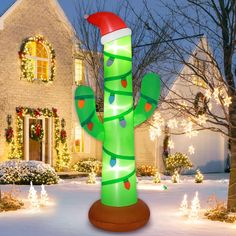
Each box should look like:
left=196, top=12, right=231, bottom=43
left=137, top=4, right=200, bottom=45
left=119, top=117, right=126, bottom=128
left=78, top=99, right=85, bottom=108
left=109, top=94, right=115, bottom=104
left=124, top=180, right=131, bottom=190
left=110, top=157, right=116, bottom=167
left=145, top=102, right=152, bottom=112
left=87, top=122, right=94, bottom=131
left=107, top=57, right=114, bottom=67
left=121, top=79, right=127, bottom=88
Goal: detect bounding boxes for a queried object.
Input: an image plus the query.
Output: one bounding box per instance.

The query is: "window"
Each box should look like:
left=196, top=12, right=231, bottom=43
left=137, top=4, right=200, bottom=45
left=192, top=55, right=207, bottom=88
left=19, top=35, right=55, bottom=83
left=25, top=41, right=49, bottom=81
left=74, top=123, right=90, bottom=153
left=192, top=75, right=207, bottom=88
left=75, top=59, right=84, bottom=85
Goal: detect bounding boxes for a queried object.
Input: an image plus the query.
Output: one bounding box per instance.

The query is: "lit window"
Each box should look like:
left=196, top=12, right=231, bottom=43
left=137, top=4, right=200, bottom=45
left=25, top=41, right=49, bottom=81
left=192, top=75, right=207, bottom=88
left=75, top=59, right=84, bottom=85
left=74, top=123, right=90, bottom=153
left=192, top=56, right=207, bottom=88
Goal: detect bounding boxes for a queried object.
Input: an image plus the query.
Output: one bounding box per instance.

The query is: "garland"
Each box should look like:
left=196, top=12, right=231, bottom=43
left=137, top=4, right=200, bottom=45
left=13, top=106, right=70, bottom=170
left=30, top=122, right=44, bottom=142
left=19, top=35, right=56, bottom=83
left=54, top=118, right=71, bottom=171
left=60, top=129, right=67, bottom=144
left=5, top=127, right=14, bottom=143
left=13, top=107, right=58, bottom=159
left=194, top=92, right=208, bottom=115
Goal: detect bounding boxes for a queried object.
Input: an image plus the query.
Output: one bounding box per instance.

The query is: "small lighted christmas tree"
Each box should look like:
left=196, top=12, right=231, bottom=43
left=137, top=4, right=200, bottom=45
left=172, top=170, right=180, bottom=183
left=153, top=171, right=161, bottom=184
left=28, top=182, right=39, bottom=209
left=189, top=191, right=201, bottom=221
left=40, top=184, right=48, bottom=206
left=87, top=171, right=97, bottom=184
left=179, top=194, right=188, bottom=216
left=195, top=169, right=204, bottom=183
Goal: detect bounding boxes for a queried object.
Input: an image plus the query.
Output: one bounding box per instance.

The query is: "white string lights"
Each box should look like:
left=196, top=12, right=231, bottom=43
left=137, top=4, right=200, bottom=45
left=188, top=145, right=195, bottom=155
left=167, top=118, right=178, bottom=129
left=196, top=114, right=207, bottom=125
left=149, top=112, right=165, bottom=141
left=168, top=139, right=175, bottom=149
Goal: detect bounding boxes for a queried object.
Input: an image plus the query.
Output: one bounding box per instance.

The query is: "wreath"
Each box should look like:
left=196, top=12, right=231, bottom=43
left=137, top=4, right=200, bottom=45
left=5, top=127, right=14, bottom=143
left=60, top=129, right=67, bottom=144
left=194, top=92, right=208, bottom=115
left=30, top=122, right=44, bottom=142
left=19, top=35, right=56, bottom=83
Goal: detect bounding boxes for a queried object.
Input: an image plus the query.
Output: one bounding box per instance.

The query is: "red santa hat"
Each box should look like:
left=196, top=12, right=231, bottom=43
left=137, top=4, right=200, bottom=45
left=85, top=12, right=132, bottom=45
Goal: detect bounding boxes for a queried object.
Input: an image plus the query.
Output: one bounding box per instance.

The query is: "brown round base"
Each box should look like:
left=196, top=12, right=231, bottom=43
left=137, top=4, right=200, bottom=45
left=88, top=199, right=150, bottom=232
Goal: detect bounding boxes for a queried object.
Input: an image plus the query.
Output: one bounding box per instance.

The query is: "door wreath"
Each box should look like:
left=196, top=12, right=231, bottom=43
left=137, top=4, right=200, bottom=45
left=194, top=92, right=208, bottom=115
left=30, top=122, right=44, bottom=142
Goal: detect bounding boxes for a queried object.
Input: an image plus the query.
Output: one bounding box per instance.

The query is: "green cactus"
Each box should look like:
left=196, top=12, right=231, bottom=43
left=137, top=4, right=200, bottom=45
left=74, top=14, right=160, bottom=208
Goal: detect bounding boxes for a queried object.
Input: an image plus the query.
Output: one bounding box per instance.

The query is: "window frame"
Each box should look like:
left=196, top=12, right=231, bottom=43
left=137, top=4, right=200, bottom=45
left=25, top=41, right=51, bottom=81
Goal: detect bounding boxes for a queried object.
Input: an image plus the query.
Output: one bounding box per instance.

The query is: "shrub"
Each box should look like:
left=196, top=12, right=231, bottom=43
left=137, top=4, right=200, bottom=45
left=0, top=190, right=24, bottom=212
left=136, top=165, right=157, bottom=176
left=0, top=160, right=59, bottom=185
left=73, top=158, right=102, bottom=176
left=205, top=195, right=236, bottom=223
left=165, top=152, right=193, bottom=175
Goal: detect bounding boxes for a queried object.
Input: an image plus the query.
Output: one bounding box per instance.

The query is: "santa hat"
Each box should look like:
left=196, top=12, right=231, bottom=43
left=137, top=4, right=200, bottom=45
left=85, top=12, right=132, bottom=45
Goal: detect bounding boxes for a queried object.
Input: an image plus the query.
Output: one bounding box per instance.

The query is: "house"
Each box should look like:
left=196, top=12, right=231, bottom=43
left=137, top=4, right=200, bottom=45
left=0, top=0, right=155, bottom=169
left=156, top=37, right=228, bottom=173
left=0, top=0, right=98, bottom=168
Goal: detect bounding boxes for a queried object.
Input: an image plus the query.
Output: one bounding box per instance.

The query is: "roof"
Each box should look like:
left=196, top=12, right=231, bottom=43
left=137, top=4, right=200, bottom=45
left=0, top=0, right=75, bottom=36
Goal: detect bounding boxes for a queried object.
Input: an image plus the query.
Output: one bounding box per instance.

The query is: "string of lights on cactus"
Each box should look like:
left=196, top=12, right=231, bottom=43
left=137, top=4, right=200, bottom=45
left=6, top=107, right=70, bottom=170
left=19, top=35, right=56, bottom=83
left=76, top=55, right=159, bottom=192
left=75, top=45, right=160, bottom=202
left=150, top=85, right=232, bottom=156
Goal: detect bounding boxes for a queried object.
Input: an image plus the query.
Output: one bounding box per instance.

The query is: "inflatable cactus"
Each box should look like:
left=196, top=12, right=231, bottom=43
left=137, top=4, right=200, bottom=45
left=74, top=12, right=161, bottom=232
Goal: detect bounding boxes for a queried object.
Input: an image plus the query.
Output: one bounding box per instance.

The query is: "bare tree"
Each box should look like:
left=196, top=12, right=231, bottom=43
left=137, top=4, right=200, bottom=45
left=73, top=0, right=173, bottom=111
left=129, top=0, right=236, bottom=211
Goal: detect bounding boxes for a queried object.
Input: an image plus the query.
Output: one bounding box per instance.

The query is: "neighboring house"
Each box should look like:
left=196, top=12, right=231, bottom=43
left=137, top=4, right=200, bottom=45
left=158, top=38, right=228, bottom=173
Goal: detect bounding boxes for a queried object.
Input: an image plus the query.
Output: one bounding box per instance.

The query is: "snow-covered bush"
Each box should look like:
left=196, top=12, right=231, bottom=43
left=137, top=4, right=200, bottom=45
left=165, top=152, right=193, bottom=175
left=73, top=158, right=102, bottom=176
left=0, top=160, right=59, bottom=185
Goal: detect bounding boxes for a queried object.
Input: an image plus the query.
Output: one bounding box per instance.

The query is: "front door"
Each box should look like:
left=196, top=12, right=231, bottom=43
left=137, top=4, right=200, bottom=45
left=24, top=115, right=52, bottom=164
left=29, top=119, right=42, bottom=161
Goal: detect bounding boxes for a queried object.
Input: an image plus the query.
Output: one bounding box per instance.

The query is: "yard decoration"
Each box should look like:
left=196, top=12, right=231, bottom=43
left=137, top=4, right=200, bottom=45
left=74, top=12, right=161, bottom=232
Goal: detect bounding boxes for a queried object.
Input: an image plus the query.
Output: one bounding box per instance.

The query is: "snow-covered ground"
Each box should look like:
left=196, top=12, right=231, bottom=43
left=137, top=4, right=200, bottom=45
left=0, top=173, right=235, bottom=236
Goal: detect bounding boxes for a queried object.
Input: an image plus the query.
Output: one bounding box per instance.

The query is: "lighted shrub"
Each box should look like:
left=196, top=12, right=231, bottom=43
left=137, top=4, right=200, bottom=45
left=136, top=165, right=157, bottom=176
left=73, top=158, right=102, bottom=176
left=165, top=152, right=193, bottom=175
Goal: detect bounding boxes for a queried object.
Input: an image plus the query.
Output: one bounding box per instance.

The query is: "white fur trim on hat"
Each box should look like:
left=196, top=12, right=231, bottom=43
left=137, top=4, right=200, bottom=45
left=101, top=28, right=132, bottom=44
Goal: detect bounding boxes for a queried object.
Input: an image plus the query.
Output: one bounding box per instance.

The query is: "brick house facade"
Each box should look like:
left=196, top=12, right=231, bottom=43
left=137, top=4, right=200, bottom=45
left=0, top=0, right=75, bottom=165
left=0, top=0, right=158, bottom=169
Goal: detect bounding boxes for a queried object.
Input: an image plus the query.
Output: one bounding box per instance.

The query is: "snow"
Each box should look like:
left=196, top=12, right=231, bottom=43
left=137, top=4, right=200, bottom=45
left=0, top=173, right=235, bottom=236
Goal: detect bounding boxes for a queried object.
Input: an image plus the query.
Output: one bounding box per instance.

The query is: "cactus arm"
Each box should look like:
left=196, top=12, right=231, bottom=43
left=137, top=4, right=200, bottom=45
left=134, top=73, right=161, bottom=127
left=74, top=85, right=104, bottom=142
